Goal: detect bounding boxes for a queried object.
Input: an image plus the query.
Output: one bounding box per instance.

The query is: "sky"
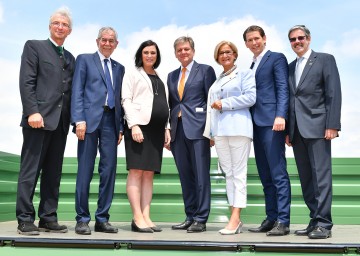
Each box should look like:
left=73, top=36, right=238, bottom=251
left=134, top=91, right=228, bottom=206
left=0, top=0, right=359, bottom=157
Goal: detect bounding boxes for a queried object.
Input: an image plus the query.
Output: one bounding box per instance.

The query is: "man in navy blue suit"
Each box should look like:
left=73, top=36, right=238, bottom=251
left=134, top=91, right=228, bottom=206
left=167, top=36, right=216, bottom=233
left=243, top=25, right=291, bottom=236
left=71, top=27, right=125, bottom=235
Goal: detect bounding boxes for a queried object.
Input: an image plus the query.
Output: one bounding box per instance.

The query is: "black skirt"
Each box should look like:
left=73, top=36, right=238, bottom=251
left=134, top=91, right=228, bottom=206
left=124, top=74, right=169, bottom=173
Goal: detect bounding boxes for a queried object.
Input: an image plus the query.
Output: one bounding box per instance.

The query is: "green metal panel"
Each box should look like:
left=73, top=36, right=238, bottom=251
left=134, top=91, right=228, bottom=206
left=1, top=151, right=360, bottom=224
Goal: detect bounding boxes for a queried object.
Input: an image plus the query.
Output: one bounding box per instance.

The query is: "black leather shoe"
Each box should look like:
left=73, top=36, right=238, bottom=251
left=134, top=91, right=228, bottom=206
left=266, top=221, right=290, bottom=236
left=187, top=221, right=206, bottom=233
left=75, top=222, right=91, bottom=235
left=38, top=221, right=68, bottom=233
left=131, top=220, right=153, bottom=233
left=308, top=226, right=332, bottom=239
left=172, top=220, right=193, bottom=230
left=150, top=226, right=163, bottom=232
left=248, top=219, right=275, bottom=233
left=17, top=222, right=40, bottom=236
left=294, top=225, right=315, bottom=236
left=95, top=222, right=118, bottom=233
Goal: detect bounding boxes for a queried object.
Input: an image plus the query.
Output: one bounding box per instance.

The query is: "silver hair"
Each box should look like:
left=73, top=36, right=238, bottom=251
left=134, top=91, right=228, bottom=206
left=173, top=36, right=195, bottom=51
left=97, top=27, right=118, bottom=41
left=288, top=25, right=311, bottom=39
left=49, top=6, right=73, bottom=29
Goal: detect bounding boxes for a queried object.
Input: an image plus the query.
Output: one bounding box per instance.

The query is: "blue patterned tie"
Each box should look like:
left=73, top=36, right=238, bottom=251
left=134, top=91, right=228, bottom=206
left=103, top=59, right=115, bottom=108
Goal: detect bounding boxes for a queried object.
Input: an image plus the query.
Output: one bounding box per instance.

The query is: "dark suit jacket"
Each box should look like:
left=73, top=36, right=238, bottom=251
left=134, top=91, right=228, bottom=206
left=251, top=50, right=289, bottom=126
left=288, top=51, right=341, bottom=140
left=19, top=40, right=75, bottom=133
left=71, top=52, right=125, bottom=137
left=167, top=61, right=216, bottom=141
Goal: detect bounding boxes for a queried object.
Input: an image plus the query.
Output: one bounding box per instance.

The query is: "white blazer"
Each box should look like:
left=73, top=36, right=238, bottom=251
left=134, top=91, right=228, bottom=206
left=121, top=67, right=170, bottom=129
left=203, top=68, right=256, bottom=139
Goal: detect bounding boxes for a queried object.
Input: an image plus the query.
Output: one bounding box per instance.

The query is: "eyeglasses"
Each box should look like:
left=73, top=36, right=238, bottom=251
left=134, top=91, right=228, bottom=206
left=99, top=38, right=116, bottom=45
left=218, top=50, right=233, bottom=56
left=51, top=21, right=70, bottom=29
left=289, top=36, right=306, bottom=43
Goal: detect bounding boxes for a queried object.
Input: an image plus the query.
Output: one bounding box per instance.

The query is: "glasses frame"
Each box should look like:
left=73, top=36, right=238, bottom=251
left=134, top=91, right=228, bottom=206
left=218, top=50, right=233, bottom=57
left=51, top=21, right=70, bottom=29
left=289, top=36, right=307, bottom=43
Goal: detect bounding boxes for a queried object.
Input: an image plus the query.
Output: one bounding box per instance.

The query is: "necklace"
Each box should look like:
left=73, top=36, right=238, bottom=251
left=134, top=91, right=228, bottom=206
left=148, top=74, right=159, bottom=95
left=220, top=65, right=237, bottom=78
left=153, top=77, right=159, bottom=95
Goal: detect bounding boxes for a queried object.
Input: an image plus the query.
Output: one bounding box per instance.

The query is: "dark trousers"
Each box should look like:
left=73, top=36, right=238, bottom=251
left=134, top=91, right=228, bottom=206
left=16, top=121, right=67, bottom=223
left=253, top=125, right=291, bottom=225
left=171, top=119, right=211, bottom=223
left=292, top=124, right=333, bottom=229
left=75, top=111, right=117, bottom=223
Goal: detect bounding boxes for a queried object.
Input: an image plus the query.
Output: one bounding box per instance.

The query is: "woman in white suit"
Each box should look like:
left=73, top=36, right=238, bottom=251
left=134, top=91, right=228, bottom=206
left=204, top=41, right=256, bottom=235
left=122, top=40, right=170, bottom=233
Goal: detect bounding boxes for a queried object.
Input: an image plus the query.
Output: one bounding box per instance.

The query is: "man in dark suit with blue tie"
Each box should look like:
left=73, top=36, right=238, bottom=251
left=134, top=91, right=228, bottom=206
left=286, top=25, right=341, bottom=239
left=71, top=27, right=125, bottom=235
left=243, top=25, right=291, bottom=236
left=16, top=7, right=75, bottom=236
left=167, top=36, right=216, bottom=233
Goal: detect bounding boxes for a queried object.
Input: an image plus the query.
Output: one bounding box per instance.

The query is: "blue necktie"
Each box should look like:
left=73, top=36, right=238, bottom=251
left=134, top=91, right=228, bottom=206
left=103, top=59, right=115, bottom=109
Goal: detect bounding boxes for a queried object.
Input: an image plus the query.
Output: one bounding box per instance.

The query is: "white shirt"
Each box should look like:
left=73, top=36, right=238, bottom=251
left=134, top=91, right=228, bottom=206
left=252, top=50, right=266, bottom=71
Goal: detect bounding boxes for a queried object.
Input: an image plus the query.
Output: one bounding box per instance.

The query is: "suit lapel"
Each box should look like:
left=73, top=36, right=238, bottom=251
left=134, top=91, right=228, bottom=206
left=297, top=51, right=317, bottom=90
left=220, top=69, right=238, bottom=87
left=183, top=61, right=199, bottom=99
left=93, top=53, right=107, bottom=87
left=255, top=50, right=271, bottom=77
left=110, top=58, right=121, bottom=92
left=138, top=67, right=153, bottom=92
left=289, top=60, right=297, bottom=92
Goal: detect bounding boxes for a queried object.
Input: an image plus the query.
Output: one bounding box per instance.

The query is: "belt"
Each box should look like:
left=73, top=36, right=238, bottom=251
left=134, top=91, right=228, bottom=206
left=103, top=106, right=114, bottom=112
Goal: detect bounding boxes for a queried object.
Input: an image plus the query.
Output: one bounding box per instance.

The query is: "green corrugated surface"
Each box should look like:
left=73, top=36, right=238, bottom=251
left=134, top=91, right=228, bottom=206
left=1, top=151, right=360, bottom=224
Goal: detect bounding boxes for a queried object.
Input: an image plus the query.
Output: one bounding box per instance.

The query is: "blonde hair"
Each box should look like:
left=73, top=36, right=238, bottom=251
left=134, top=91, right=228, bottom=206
left=214, top=41, right=238, bottom=64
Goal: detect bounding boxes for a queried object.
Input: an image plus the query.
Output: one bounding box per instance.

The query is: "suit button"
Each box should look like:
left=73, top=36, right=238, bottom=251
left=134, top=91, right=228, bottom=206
left=58, top=104, right=61, bottom=108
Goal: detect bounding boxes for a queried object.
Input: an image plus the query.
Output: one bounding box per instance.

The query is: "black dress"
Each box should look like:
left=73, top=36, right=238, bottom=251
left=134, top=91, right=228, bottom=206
left=124, top=74, right=169, bottom=173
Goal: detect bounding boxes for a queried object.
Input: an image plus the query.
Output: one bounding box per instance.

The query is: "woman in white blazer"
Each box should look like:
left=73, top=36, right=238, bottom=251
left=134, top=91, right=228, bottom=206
left=122, top=40, right=170, bottom=233
left=204, top=41, right=256, bottom=235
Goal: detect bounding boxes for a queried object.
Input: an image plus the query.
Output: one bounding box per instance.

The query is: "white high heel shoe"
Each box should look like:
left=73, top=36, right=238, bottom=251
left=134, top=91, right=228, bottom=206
left=219, top=222, right=243, bottom=235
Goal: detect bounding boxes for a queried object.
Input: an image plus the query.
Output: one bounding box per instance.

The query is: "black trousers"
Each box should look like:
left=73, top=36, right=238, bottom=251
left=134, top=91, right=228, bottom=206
left=16, top=120, right=67, bottom=223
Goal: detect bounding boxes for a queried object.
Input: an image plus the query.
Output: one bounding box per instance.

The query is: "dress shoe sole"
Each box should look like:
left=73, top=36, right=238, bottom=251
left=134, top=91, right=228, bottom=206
left=171, top=225, right=192, bottom=230
left=39, top=228, right=68, bottom=233
left=75, top=230, right=91, bottom=235
left=294, top=232, right=310, bottom=236
left=266, top=231, right=290, bottom=236
left=187, top=228, right=206, bottom=233
left=17, top=230, right=40, bottom=236
left=308, top=233, right=332, bottom=239
left=248, top=229, right=272, bottom=233
left=94, top=229, right=118, bottom=233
